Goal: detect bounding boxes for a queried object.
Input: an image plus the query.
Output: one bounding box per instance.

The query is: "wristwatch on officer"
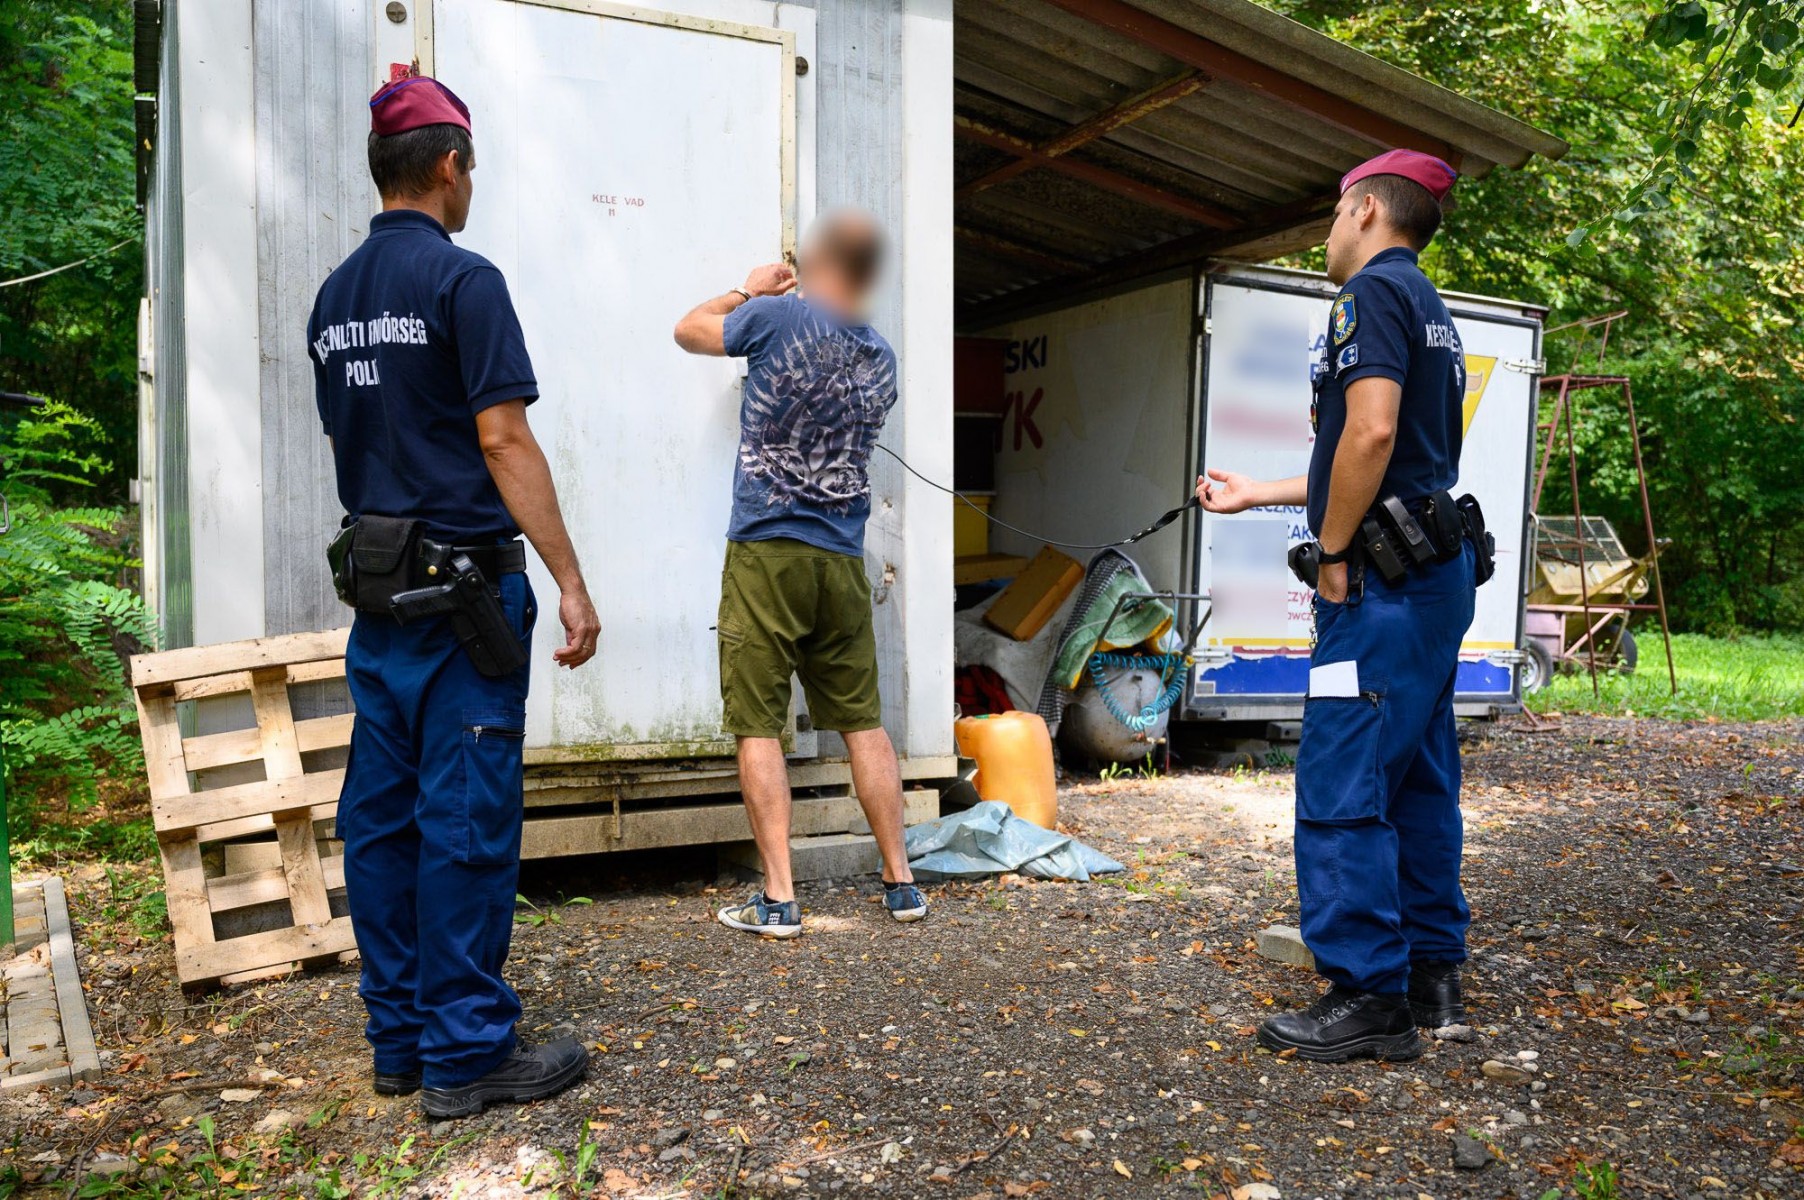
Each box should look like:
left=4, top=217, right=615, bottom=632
left=1315, top=543, right=1353, bottom=565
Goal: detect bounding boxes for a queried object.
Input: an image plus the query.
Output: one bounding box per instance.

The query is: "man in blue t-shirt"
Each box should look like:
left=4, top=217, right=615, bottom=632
left=1195, top=150, right=1480, bottom=1063
left=308, top=74, right=598, bottom=1118
left=674, top=209, right=928, bottom=938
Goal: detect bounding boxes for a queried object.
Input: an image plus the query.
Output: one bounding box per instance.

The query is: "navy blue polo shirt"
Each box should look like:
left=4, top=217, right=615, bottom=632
left=1306, top=246, right=1463, bottom=536
left=308, top=209, right=537, bottom=542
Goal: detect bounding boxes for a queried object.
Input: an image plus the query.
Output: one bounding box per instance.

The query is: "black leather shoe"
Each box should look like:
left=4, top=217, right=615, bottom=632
left=1258, top=987, right=1420, bottom=1062
left=1408, top=960, right=1466, bottom=1028
left=420, top=1037, right=589, bottom=1119
left=373, top=1068, right=422, bottom=1096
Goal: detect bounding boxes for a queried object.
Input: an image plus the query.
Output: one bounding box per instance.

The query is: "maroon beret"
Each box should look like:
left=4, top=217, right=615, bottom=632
left=1340, top=149, right=1457, bottom=204
left=369, top=75, right=471, bottom=137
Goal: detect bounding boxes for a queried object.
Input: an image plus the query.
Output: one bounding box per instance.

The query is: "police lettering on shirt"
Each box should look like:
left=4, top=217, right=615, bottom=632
left=311, top=312, right=436, bottom=388
left=307, top=208, right=537, bottom=542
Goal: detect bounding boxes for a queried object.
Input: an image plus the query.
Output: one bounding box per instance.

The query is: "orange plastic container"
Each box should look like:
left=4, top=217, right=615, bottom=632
left=954, top=711, right=1058, bottom=829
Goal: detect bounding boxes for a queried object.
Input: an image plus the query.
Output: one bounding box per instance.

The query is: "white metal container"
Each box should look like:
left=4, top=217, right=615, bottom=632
left=138, top=0, right=957, bottom=791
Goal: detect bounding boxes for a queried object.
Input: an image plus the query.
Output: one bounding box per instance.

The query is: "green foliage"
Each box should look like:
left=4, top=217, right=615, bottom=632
left=1273, top=1, right=1804, bottom=633
left=0, top=0, right=139, bottom=499
left=1573, top=1158, right=1622, bottom=1200
left=1612, top=2, right=1804, bottom=237
left=0, top=400, right=153, bottom=809
left=1527, top=632, right=1804, bottom=719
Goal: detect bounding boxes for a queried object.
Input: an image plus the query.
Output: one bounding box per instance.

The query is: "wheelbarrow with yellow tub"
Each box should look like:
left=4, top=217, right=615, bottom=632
left=1521, top=513, right=1670, bottom=692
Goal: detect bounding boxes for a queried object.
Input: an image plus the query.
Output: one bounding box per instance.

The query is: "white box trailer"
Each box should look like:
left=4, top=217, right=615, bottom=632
left=982, top=264, right=1544, bottom=722
left=136, top=0, right=957, bottom=852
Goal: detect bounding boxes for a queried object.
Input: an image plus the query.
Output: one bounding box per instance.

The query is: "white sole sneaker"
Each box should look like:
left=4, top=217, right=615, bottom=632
left=888, top=905, right=928, bottom=923
left=716, top=905, right=803, bottom=938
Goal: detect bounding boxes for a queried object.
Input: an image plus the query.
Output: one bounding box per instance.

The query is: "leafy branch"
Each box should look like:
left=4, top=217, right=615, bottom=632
left=1575, top=0, right=1803, bottom=242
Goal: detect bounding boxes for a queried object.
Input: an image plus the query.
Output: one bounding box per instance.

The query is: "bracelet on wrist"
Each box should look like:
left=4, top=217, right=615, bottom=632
left=1316, top=544, right=1353, bottom=565
left=729, top=287, right=753, bottom=303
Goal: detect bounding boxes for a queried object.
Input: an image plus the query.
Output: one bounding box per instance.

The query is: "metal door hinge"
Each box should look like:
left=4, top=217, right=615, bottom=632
left=1502, top=358, right=1545, bottom=375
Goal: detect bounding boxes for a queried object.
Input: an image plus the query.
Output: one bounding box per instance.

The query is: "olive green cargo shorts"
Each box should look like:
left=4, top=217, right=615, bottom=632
left=717, top=538, right=882, bottom=738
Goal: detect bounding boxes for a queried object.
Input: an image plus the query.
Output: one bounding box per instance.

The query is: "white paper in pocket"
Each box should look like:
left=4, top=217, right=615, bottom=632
left=1308, top=660, right=1359, bottom=698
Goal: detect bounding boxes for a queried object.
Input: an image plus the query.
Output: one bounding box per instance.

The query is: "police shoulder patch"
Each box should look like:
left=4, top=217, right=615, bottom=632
left=1331, top=293, right=1358, bottom=345
left=1336, top=343, right=1360, bottom=374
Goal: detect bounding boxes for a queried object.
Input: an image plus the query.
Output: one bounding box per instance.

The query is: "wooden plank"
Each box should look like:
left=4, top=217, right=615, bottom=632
left=184, top=713, right=353, bottom=774
left=520, top=789, right=940, bottom=858
left=274, top=815, right=333, bottom=926
left=158, top=837, right=216, bottom=953
left=176, top=917, right=358, bottom=987
left=207, top=856, right=347, bottom=914
left=524, top=737, right=742, bottom=766
left=192, top=804, right=338, bottom=846
left=40, top=878, right=102, bottom=1081
left=174, top=658, right=344, bottom=702
left=249, top=665, right=305, bottom=780
left=130, top=628, right=351, bottom=689
left=523, top=761, right=856, bottom=808
left=153, top=770, right=344, bottom=834
left=134, top=689, right=192, bottom=801
left=954, top=553, right=1029, bottom=586
left=218, top=949, right=357, bottom=988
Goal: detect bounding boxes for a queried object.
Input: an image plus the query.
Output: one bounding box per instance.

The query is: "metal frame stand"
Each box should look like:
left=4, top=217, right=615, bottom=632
left=1531, top=374, right=1677, bottom=696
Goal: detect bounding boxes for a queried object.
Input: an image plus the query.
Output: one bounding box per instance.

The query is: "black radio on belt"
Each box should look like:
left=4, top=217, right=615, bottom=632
left=1289, top=490, right=1496, bottom=590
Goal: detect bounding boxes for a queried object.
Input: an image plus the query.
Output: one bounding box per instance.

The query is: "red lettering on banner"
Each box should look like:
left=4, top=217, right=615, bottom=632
left=1007, top=387, right=1044, bottom=451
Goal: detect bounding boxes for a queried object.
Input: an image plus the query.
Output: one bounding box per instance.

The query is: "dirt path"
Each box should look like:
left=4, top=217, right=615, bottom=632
left=3, top=715, right=1800, bottom=1199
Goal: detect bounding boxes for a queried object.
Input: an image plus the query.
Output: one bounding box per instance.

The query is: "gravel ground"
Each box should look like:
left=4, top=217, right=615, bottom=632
left=2, top=714, right=1800, bottom=1199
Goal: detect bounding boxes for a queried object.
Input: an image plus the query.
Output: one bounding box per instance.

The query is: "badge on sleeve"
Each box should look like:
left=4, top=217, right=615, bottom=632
left=1331, top=293, right=1357, bottom=345
left=1336, top=343, right=1360, bottom=374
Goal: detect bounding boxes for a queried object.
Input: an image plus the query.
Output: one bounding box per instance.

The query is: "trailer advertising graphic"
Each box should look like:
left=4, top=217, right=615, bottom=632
left=1195, top=277, right=1539, bottom=711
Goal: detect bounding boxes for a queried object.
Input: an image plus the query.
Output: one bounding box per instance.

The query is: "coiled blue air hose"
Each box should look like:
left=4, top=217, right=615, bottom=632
left=1086, top=652, right=1191, bottom=733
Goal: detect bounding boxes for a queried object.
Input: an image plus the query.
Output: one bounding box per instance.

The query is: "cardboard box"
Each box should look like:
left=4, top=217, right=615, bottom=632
left=983, top=546, right=1083, bottom=641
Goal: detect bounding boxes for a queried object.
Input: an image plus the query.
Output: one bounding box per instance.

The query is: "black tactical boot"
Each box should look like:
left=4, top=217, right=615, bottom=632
left=420, top=1037, right=589, bottom=1119
left=1408, top=960, right=1466, bottom=1028
left=372, top=1067, right=422, bottom=1096
left=1257, top=986, right=1420, bottom=1062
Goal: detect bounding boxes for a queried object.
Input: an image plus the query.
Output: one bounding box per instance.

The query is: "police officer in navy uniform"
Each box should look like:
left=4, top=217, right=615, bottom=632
left=308, top=75, right=601, bottom=1117
left=1197, top=150, right=1480, bottom=1062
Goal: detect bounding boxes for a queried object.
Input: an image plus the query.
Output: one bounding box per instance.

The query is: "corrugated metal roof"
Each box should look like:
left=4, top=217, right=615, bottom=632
left=955, top=0, right=1568, bottom=326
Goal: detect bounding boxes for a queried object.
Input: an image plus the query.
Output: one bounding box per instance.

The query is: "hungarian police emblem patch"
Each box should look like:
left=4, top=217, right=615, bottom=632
left=1331, top=293, right=1357, bottom=345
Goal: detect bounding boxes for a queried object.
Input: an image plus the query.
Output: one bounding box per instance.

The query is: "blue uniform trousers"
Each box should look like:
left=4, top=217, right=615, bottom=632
left=1294, top=544, right=1476, bottom=996
left=337, top=572, right=535, bottom=1089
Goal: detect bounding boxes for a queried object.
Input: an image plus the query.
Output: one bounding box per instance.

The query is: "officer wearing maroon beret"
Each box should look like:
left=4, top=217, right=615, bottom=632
left=308, top=73, right=599, bottom=1117
left=1197, top=149, right=1485, bottom=1061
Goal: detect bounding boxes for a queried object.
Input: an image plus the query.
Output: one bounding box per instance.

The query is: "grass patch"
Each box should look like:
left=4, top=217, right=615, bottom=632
left=1526, top=632, right=1804, bottom=721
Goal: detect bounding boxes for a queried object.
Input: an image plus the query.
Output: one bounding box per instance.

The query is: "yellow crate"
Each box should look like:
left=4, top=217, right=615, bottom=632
left=954, top=494, right=993, bottom=557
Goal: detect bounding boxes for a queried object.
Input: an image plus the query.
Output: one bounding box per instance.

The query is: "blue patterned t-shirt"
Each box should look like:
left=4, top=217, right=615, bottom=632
left=720, top=294, right=898, bottom=557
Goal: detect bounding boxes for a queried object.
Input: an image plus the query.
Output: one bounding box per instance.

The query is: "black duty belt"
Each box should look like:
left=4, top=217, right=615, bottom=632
left=1289, top=490, right=1495, bottom=590
left=427, top=538, right=526, bottom=582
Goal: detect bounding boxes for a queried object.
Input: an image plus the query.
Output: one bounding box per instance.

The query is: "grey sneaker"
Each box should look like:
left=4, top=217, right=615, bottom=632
left=716, top=890, right=802, bottom=938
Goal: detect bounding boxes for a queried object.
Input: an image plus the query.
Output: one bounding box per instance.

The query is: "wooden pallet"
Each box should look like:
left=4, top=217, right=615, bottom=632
left=130, top=629, right=359, bottom=990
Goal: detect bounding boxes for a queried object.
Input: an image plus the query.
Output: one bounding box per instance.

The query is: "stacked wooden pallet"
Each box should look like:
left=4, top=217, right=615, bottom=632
left=129, top=627, right=950, bottom=989
left=130, top=630, right=358, bottom=990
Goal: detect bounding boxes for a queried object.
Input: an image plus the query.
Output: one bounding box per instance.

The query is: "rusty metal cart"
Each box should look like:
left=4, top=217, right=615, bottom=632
left=1521, top=514, right=1669, bottom=690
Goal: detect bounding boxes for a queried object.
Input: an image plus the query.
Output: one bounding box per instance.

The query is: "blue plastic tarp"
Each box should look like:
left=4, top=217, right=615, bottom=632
left=904, top=801, right=1125, bottom=882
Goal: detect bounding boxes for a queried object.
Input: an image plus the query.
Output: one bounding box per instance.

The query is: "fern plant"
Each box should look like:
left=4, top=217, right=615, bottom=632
left=0, top=400, right=154, bottom=809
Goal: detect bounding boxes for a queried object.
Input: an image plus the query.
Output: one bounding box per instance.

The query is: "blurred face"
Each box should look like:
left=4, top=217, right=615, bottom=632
left=797, top=209, right=884, bottom=310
